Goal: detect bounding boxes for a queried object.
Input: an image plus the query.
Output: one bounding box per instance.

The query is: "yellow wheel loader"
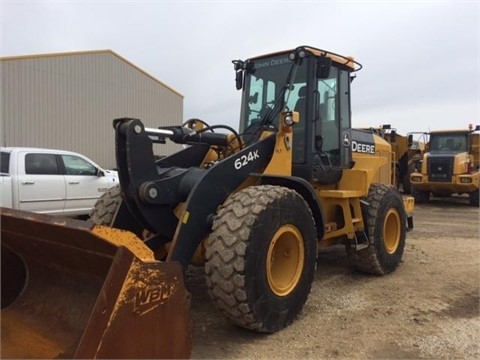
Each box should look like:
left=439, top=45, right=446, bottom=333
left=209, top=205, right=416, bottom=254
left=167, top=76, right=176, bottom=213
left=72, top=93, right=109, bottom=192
left=1, top=46, right=414, bottom=358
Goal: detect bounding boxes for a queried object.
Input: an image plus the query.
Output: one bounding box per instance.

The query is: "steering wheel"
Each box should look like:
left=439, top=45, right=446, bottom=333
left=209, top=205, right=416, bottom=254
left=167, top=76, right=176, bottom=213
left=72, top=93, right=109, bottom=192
left=258, top=101, right=276, bottom=119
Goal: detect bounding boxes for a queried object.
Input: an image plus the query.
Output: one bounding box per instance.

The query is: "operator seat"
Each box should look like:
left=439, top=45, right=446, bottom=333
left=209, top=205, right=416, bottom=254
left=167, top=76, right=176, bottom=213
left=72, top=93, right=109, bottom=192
left=292, top=86, right=307, bottom=163
left=294, top=86, right=307, bottom=117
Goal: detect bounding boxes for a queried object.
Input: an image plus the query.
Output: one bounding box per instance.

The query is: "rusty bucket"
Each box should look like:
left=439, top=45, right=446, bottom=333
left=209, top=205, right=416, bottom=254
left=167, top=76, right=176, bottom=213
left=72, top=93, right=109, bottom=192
left=1, top=207, right=192, bottom=359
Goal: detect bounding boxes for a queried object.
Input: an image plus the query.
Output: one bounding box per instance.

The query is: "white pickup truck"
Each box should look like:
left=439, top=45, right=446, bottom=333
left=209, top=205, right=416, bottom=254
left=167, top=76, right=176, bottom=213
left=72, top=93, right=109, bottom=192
left=0, top=147, right=119, bottom=217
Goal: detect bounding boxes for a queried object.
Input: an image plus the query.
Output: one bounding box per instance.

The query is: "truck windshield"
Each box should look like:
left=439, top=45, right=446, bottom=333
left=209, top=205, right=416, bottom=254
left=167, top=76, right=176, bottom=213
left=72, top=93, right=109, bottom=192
left=240, top=54, right=308, bottom=131
left=429, top=133, right=468, bottom=153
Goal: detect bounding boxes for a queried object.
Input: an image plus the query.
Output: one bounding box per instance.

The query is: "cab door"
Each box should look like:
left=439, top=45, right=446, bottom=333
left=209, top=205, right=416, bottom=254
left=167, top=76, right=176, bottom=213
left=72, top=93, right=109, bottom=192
left=17, top=151, right=66, bottom=214
left=61, top=154, right=109, bottom=215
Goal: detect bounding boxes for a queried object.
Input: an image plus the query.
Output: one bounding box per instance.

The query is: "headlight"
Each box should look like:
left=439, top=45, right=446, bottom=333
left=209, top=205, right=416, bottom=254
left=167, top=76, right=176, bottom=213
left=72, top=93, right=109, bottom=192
left=284, top=114, right=294, bottom=126
left=411, top=176, right=422, bottom=183
left=460, top=177, right=472, bottom=184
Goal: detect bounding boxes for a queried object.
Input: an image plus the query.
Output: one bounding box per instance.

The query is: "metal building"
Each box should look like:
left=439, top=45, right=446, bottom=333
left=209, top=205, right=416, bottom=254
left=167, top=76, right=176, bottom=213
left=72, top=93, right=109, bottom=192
left=0, top=50, right=183, bottom=169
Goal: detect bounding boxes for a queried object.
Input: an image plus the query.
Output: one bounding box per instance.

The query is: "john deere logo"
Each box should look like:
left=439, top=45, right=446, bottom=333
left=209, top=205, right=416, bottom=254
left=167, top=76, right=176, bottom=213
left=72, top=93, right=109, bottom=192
left=342, top=132, right=350, bottom=147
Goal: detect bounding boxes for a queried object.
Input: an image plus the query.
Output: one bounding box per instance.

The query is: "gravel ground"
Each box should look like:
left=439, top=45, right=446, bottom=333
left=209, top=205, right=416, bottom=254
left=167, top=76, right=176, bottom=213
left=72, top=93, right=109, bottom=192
left=187, top=195, right=480, bottom=359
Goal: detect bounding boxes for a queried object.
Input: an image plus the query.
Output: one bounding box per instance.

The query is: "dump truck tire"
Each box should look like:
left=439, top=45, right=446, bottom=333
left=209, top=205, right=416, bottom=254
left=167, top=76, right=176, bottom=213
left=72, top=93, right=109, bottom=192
left=412, top=187, right=430, bottom=204
left=469, top=189, right=479, bottom=207
left=347, top=184, right=406, bottom=275
left=89, top=185, right=122, bottom=226
left=205, top=185, right=317, bottom=333
left=402, top=163, right=416, bottom=194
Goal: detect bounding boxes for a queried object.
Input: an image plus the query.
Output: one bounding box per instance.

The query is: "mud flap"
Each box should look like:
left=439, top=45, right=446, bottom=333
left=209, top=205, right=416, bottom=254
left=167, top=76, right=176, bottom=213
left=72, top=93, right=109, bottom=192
left=1, top=207, right=192, bottom=359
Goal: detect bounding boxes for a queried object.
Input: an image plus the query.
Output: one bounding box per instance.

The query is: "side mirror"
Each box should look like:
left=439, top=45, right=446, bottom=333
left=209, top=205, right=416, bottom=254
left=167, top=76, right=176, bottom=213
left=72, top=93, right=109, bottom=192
left=390, top=130, right=396, bottom=142
left=97, top=169, right=105, bottom=177
left=316, top=57, right=331, bottom=79
left=235, top=71, right=243, bottom=90
left=407, top=134, right=413, bottom=148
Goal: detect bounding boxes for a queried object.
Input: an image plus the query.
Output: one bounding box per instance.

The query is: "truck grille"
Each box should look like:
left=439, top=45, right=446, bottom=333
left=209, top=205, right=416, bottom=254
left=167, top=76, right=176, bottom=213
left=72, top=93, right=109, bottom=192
left=427, top=155, right=454, bottom=182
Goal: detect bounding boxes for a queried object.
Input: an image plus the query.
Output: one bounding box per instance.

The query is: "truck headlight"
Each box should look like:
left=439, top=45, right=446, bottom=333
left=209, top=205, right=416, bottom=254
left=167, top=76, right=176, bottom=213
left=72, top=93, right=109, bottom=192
left=460, top=177, right=472, bottom=184
left=411, top=176, right=422, bottom=183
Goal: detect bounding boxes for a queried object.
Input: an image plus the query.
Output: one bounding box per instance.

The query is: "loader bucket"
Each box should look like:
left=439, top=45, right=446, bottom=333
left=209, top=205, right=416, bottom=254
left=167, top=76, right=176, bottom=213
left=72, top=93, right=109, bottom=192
left=0, top=207, right=192, bottom=359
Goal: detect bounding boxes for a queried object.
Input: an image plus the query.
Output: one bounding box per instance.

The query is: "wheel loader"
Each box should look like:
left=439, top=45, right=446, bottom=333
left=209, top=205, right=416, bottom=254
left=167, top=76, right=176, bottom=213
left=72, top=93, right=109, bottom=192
left=1, top=46, right=414, bottom=358
left=410, top=124, right=480, bottom=206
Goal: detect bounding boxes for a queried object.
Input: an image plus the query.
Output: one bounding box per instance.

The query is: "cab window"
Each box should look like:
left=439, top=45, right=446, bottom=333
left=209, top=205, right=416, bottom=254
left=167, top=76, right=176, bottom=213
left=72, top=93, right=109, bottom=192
left=318, top=67, right=340, bottom=165
left=1, top=152, right=10, bottom=174
left=62, top=155, right=97, bottom=176
left=246, top=75, right=277, bottom=126
left=25, top=153, right=59, bottom=175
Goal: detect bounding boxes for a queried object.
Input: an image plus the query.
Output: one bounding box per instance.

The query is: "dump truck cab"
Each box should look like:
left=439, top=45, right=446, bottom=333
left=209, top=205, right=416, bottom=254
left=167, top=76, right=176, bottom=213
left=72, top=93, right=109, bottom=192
left=410, top=125, right=480, bottom=206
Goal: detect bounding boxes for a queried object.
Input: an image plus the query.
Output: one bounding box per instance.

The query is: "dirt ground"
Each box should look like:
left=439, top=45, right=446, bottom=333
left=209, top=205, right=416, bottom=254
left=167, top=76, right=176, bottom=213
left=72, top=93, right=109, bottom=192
left=186, top=195, right=480, bottom=359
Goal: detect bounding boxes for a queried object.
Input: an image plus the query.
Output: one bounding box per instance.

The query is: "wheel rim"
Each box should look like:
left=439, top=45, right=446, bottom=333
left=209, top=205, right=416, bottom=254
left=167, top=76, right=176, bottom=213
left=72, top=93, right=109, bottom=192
left=266, top=224, right=305, bottom=296
left=383, top=208, right=401, bottom=254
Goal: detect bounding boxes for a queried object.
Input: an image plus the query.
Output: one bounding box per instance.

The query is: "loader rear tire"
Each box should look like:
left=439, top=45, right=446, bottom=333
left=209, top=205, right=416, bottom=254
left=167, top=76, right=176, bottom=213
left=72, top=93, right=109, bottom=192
left=89, top=185, right=122, bottom=226
left=205, top=185, right=317, bottom=333
left=347, top=184, right=406, bottom=275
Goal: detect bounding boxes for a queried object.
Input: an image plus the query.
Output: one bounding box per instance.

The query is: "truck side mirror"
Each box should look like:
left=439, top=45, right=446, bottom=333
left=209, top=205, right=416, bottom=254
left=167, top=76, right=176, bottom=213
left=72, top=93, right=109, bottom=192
left=407, top=134, right=413, bottom=148
left=390, top=130, right=397, bottom=142
left=97, top=169, right=105, bottom=177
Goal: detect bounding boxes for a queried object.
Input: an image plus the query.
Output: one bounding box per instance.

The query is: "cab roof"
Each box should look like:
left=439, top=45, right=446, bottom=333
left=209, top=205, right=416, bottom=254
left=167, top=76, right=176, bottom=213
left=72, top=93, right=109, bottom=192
left=248, top=45, right=360, bottom=72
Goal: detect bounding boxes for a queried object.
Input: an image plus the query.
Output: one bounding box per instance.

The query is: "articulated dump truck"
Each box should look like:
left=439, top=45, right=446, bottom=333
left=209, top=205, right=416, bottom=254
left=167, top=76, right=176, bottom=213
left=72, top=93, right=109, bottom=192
left=1, top=46, right=414, bottom=358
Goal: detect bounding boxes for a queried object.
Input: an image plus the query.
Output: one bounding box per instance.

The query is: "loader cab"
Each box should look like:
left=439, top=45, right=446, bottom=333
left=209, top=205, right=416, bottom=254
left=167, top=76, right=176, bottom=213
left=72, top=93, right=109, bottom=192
left=237, top=47, right=358, bottom=184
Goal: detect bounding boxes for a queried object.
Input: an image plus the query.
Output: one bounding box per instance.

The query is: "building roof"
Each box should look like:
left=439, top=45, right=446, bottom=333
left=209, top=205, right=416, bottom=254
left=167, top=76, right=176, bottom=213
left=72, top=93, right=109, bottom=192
left=0, top=49, right=183, bottom=97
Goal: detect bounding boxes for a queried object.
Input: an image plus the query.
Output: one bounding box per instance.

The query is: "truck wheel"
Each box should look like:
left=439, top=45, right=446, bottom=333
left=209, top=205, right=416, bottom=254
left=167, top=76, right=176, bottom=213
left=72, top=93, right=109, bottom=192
left=89, top=185, right=122, bottom=226
left=401, top=163, right=416, bottom=194
left=205, top=185, right=317, bottom=333
left=412, top=187, right=430, bottom=204
left=347, top=184, right=406, bottom=275
left=469, top=189, right=479, bottom=207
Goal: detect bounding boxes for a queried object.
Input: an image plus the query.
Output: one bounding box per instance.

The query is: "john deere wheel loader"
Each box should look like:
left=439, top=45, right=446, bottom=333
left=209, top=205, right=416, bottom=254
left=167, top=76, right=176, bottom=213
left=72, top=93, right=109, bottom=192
left=1, top=46, right=414, bottom=358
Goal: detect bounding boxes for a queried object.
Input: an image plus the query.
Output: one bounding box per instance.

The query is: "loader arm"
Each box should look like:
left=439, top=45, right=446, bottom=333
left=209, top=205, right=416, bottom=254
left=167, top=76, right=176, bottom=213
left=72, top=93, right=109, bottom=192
left=114, top=118, right=277, bottom=267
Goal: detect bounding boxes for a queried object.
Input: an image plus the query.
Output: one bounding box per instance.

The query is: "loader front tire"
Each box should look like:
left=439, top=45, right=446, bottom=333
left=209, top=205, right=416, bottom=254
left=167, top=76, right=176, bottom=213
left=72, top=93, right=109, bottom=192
left=347, top=184, right=406, bottom=275
left=89, top=185, right=122, bottom=226
left=205, top=185, right=317, bottom=333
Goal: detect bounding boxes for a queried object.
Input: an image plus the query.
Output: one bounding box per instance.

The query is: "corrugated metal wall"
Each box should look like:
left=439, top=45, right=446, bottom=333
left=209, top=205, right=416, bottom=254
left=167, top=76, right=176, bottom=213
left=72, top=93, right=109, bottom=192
left=0, top=50, right=183, bottom=169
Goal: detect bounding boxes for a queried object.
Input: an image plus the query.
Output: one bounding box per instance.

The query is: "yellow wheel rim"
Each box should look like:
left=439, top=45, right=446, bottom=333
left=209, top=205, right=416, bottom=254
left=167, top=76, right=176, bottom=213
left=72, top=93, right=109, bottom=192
left=383, top=208, right=401, bottom=254
left=266, top=224, right=304, bottom=297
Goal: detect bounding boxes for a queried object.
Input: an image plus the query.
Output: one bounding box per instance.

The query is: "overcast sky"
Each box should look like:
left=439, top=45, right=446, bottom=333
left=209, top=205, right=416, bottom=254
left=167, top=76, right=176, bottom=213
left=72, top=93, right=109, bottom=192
left=1, top=0, right=479, bottom=136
